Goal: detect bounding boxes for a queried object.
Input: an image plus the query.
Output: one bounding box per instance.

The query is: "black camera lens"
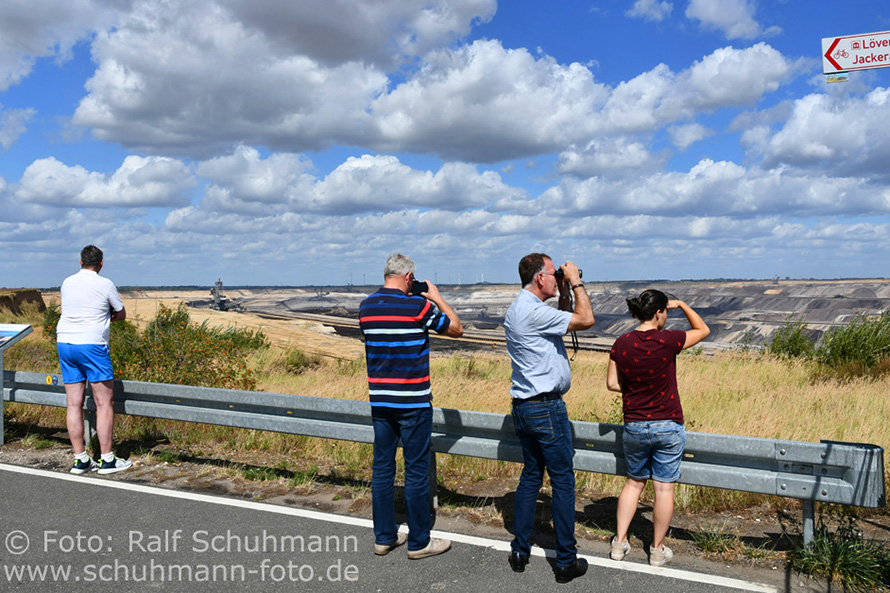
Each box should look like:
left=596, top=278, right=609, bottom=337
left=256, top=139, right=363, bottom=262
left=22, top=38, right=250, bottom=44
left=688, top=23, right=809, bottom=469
left=410, top=280, right=428, bottom=296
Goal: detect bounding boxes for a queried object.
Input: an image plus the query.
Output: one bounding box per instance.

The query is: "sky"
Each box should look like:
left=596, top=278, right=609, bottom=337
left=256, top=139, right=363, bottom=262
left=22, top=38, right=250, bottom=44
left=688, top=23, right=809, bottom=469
left=1, top=0, right=889, bottom=288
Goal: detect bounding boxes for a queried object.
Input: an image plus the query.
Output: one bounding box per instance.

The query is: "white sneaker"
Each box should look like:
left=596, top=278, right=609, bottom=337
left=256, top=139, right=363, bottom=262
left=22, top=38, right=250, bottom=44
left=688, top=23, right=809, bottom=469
left=97, top=456, right=132, bottom=475
left=610, top=536, right=630, bottom=560
left=649, top=544, right=673, bottom=567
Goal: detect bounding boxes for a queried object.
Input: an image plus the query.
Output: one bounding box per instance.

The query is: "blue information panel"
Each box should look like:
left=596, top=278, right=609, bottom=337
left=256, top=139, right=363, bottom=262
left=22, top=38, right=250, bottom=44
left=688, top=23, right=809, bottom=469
left=0, top=324, right=32, bottom=352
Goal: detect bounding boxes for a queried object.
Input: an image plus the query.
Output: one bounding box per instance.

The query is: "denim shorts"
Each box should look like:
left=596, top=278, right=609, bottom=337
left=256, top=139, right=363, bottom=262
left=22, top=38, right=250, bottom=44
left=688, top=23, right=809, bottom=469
left=57, top=343, right=114, bottom=384
left=622, top=420, right=685, bottom=483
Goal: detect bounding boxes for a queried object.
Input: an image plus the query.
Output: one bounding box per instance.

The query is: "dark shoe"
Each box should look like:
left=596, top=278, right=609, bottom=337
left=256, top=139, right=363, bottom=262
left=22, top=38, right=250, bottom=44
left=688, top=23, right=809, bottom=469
left=70, top=457, right=98, bottom=474
left=554, top=558, right=588, bottom=583
left=97, top=456, right=132, bottom=475
left=508, top=550, right=529, bottom=573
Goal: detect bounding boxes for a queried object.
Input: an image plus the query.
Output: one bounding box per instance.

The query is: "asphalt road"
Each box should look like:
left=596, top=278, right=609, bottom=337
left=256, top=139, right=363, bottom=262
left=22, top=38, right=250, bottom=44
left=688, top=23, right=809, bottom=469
left=0, top=464, right=776, bottom=593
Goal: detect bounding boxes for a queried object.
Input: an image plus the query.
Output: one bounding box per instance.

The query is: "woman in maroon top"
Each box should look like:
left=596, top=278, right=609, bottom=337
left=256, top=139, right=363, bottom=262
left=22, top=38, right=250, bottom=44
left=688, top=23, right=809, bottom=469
left=606, top=289, right=709, bottom=567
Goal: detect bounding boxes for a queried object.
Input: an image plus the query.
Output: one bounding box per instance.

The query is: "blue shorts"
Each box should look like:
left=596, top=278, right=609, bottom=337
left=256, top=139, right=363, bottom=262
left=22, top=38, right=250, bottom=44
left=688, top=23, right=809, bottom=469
left=57, top=343, right=114, bottom=384
left=622, top=420, right=685, bottom=483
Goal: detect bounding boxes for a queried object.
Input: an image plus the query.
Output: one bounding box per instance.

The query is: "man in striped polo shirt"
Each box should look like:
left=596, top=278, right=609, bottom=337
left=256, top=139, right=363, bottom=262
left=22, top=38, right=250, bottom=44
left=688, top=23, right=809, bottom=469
left=360, top=253, right=463, bottom=560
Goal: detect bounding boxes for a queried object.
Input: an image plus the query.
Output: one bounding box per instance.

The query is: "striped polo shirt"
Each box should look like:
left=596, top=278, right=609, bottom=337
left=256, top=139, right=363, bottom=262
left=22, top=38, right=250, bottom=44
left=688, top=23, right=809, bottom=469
left=359, top=287, right=451, bottom=408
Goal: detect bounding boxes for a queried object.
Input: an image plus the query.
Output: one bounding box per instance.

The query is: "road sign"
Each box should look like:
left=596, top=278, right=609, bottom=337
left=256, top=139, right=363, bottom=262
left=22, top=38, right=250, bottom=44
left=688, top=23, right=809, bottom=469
left=823, top=30, right=890, bottom=74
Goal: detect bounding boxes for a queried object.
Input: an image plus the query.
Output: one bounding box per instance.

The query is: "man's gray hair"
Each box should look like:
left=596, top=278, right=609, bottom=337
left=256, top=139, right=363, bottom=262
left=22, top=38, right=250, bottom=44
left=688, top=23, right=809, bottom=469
left=384, top=253, right=415, bottom=277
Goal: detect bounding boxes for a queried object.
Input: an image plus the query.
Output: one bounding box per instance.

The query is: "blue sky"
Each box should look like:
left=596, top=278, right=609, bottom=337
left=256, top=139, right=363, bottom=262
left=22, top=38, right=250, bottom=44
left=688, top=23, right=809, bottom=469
left=1, top=0, right=889, bottom=288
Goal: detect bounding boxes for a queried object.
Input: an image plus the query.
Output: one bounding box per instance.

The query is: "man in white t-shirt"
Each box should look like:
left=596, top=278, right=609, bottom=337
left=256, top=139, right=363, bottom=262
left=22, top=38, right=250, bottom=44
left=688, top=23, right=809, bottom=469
left=57, top=245, right=132, bottom=475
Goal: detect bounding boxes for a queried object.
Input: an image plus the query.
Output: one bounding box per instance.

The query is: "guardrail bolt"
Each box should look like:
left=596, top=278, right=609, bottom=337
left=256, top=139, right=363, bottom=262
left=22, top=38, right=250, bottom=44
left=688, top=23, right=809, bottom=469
left=821, top=490, right=828, bottom=496
left=780, top=484, right=787, bottom=490
left=780, top=449, right=786, bottom=455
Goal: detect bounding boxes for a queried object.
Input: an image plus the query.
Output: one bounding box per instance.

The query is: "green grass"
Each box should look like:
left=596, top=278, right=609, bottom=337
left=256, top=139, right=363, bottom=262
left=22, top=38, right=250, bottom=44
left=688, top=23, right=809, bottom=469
left=289, top=464, right=319, bottom=489
left=791, top=514, right=890, bottom=592
left=20, top=433, right=55, bottom=450
left=153, top=450, right=181, bottom=464
left=691, top=521, right=778, bottom=562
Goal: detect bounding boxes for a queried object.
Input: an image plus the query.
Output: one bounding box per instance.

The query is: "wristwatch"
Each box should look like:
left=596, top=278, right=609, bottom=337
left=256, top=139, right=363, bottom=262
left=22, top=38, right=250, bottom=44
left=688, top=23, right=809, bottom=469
left=571, top=283, right=584, bottom=290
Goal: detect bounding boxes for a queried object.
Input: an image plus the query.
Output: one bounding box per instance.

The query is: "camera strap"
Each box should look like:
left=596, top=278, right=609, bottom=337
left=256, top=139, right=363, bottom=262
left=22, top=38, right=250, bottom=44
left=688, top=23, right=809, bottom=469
left=569, top=331, right=579, bottom=361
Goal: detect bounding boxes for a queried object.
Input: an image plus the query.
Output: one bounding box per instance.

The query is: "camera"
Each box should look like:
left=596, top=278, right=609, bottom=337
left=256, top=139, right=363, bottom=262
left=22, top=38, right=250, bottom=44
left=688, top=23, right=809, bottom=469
left=410, top=280, right=429, bottom=296
left=553, top=268, right=582, bottom=281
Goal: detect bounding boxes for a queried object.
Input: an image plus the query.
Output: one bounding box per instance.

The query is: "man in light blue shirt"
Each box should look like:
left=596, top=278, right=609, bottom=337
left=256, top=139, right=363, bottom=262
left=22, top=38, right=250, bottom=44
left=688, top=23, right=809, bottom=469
left=504, top=253, right=594, bottom=583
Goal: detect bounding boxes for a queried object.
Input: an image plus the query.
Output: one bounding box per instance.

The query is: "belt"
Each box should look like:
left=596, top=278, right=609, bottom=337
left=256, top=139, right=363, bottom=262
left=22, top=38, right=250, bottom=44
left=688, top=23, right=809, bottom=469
left=515, top=391, right=562, bottom=403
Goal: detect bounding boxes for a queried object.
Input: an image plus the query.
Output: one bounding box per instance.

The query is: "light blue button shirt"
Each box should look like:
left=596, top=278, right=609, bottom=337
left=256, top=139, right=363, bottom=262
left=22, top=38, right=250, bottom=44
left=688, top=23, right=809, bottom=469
left=504, top=289, right=572, bottom=400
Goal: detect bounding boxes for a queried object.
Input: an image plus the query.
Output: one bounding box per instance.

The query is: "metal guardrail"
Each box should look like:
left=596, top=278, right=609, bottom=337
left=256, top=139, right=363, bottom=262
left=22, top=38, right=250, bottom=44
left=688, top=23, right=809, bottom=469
left=2, top=369, right=885, bottom=545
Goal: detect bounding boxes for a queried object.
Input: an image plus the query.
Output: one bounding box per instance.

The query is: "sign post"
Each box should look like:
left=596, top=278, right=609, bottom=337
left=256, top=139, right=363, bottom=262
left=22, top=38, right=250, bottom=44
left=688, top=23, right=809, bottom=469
left=823, top=30, right=890, bottom=74
left=0, top=324, right=33, bottom=445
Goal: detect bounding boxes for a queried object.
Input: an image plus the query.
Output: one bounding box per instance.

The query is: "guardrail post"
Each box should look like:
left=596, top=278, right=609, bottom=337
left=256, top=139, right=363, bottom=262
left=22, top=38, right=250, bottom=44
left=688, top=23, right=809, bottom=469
left=802, top=500, right=815, bottom=547
left=429, top=450, right=439, bottom=508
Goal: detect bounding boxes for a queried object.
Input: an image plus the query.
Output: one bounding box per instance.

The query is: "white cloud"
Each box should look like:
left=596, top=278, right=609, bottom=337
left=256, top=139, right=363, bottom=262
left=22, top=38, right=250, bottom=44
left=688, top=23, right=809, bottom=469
left=601, top=44, right=798, bottom=134
left=626, top=0, right=672, bottom=22
left=370, top=41, right=796, bottom=163
left=308, top=155, right=522, bottom=213
left=371, top=39, right=611, bottom=161
left=533, top=159, right=890, bottom=217
left=0, top=105, right=35, bottom=150
left=196, top=146, right=315, bottom=215
left=195, top=148, right=525, bottom=215
left=671, top=44, right=800, bottom=113
left=685, top=0, right=779, bottom=40
left=755, top=89, right=890, bottom=180
left=16, top=156, right=196, bottom=207
left=559, top=138, right=666, bottom=177
left=668, top=123, right=712, bottom=149
left=73, top=2, right=390, bottom=157
left=0, top=0, right=120, bottom=91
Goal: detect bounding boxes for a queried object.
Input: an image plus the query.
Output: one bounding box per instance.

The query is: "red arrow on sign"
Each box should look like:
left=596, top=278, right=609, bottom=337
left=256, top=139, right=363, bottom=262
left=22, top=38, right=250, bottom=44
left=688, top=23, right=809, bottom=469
left=824, top=38, right=842, bottom=71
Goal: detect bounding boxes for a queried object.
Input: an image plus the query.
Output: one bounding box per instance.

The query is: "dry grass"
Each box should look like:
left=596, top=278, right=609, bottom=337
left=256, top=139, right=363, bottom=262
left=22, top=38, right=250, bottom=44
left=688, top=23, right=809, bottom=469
left=255, top=348, right=889, bottom=451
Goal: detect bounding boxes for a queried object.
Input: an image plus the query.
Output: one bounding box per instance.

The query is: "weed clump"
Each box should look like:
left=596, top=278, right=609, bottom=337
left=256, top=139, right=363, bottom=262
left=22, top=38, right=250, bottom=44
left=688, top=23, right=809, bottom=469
left=767, top=312, right=890, bottom=379
left=282, top=348, right=323, bottom=375
left=791, top=514, right=889, bottom=592
left=816, top=310, right=890, bottom=379
left=767, top=317, right=817, bottom=360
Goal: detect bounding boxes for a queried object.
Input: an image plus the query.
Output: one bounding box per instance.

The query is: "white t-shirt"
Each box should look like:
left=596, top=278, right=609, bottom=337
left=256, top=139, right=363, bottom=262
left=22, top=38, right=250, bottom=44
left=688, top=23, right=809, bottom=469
left=56, top=269, right=124, bottom=346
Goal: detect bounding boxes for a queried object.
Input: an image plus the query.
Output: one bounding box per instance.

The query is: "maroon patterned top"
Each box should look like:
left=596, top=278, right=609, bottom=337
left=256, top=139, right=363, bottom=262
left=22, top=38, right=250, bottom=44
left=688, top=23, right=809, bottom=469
left=610, top=328, right=687, bottom=423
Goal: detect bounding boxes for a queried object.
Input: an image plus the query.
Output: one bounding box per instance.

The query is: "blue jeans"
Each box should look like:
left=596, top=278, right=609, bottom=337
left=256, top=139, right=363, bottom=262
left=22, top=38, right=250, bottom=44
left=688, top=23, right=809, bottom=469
left=510, top=398, right=577, bottom=569
left=622, top=420, right=685, bottom=483
left=371, top=405, right=433, bottom=552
